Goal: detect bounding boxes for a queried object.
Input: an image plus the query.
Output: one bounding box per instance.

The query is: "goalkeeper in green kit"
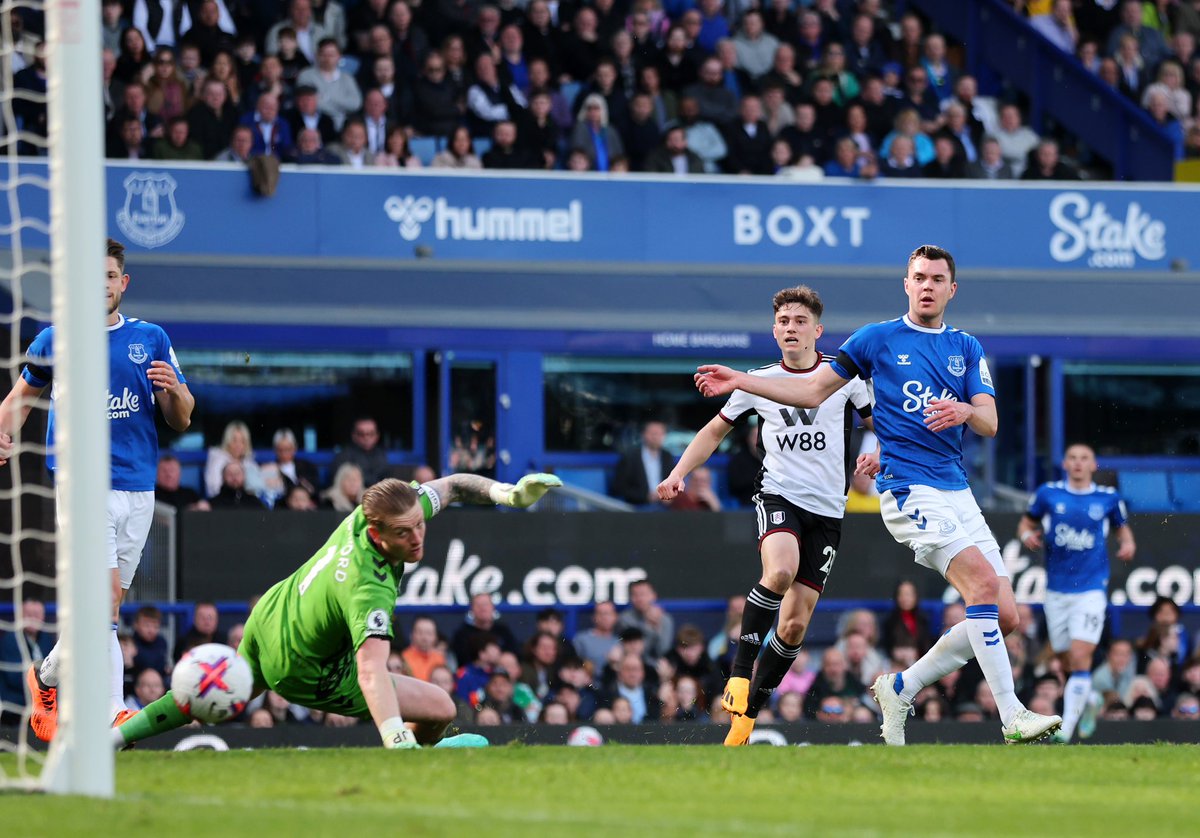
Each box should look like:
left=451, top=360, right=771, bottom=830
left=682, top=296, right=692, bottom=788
left=114, top=472, right=561, bottom=750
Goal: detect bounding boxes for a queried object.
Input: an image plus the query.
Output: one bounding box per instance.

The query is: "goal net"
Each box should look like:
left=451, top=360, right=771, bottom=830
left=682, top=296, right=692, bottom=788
left=1, top=0, right=114, bottom=795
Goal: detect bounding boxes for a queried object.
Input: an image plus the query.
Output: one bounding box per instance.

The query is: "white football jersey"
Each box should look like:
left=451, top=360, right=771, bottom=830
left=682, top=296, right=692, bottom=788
left=719, top=356, right=873, bottom=519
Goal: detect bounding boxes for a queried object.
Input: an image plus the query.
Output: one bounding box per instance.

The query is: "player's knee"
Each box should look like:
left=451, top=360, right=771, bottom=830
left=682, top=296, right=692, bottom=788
left=434, top=689, right=456, bottom=725
left=776, top=617, right=807, bottom=646
left=761, top=569, right=793, bottom=593
left=965, top=573, right=1000, bottom=605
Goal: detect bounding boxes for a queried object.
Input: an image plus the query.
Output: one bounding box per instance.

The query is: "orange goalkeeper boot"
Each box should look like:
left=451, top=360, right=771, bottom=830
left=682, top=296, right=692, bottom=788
left=26, top=665, right=57, bottom=742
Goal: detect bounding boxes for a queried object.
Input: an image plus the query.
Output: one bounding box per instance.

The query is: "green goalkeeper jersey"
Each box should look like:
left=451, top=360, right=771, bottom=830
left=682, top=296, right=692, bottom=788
left=238, top=491, right=436, bottom=716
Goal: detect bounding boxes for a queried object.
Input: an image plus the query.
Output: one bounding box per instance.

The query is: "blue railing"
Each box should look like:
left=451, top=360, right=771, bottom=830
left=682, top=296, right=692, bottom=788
left=904, top=0, right=1175, bottom=181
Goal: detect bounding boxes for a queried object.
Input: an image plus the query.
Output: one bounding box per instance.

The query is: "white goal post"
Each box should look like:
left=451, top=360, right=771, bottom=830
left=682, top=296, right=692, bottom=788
left=38, top=0, right=113, bottom=796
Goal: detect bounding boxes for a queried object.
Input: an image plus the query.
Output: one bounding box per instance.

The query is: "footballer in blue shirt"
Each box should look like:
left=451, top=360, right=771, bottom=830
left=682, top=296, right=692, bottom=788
left=1018, top=443, right=1135, bottom=741
left=0, top=238, right=195, bottom=742
left=695, top=244, right=1062, bottom=745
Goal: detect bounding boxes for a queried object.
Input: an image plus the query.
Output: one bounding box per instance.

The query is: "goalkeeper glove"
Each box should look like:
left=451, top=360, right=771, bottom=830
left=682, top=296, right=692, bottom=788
left=381, top=717, right=420, bottom=749
left=489, top=473, right=563, bottom=508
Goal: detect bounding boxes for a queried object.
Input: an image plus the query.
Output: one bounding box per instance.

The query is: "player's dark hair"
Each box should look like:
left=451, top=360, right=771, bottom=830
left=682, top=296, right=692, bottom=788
left=772, top=285, right=824, bottom=320
left=107, top=237, right=126, bottom=273
left=907, top=244, right=956, bottom=282
left=361, top=478, right=419, bottom=527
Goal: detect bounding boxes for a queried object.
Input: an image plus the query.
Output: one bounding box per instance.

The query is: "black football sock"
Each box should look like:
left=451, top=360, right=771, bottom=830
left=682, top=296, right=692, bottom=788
left=745, top=633, right=803, bottom=719
left=730, top=583, right=784, bottom=679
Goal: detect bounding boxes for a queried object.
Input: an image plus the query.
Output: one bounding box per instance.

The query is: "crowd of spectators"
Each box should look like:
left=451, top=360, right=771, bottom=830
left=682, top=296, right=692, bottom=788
left=7, top=0, right=1200, bottom=175
left=7, top=577, right=1195, bottom=730
left=152, top=416, right=437, bottom=511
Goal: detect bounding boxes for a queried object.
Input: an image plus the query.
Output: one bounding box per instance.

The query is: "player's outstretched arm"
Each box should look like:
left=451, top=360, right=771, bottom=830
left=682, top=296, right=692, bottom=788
left=357, top=637, right=418, bottom=749
left=424, top=472, right=562, bottom=510
left=0, top=378, right=45, bottom=466
left=658, top=415, right=731, bottom=501
left=696, top=363, right=847, bottom=408
left=1017, top=515, right=1044, bottom=551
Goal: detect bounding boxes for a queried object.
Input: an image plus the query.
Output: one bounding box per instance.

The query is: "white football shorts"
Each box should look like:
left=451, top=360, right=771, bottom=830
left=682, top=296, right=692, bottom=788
left=107, top=490, right=155, bottom=589
left=880, top=485, right=1006, bottom=580
left=1044, top=589, right=1108, bottom=652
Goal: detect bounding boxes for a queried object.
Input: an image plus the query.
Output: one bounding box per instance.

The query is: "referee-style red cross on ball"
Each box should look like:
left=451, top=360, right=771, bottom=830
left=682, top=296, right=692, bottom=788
left=197, top=658, right=231, bottom=697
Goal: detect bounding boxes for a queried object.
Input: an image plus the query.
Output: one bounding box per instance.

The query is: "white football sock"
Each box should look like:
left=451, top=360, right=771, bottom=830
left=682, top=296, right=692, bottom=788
left=110, top=624, right=125, bottom=718
left=39, top=641, right=62, bottom=687
left=965, top=604, right=1021, bottom=726
left=896, top=621, right=975, bottom=703
left=1061, top=671, right=1091, bottom=739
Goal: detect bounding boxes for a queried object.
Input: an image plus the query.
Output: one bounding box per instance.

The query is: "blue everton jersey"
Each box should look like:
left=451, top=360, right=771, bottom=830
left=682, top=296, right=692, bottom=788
left=1027, top=482, right=1127, bottom=593
left=831, top=315, right=994, bottom=492
left=22, top=315, right=186, bottom=492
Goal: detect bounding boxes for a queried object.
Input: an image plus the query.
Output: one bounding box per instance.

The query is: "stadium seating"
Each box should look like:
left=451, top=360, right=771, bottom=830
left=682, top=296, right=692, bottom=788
left=1117, top=471, right=1172, bottom=512
left=1170, top=472, right=1200, bottom=512
left=410, top=137, right=440, bottom=166
left=552, top=466, right=609, bottom=496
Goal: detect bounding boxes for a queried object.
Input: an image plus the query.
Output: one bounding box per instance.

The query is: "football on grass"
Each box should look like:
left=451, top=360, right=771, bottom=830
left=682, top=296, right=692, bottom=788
left=172, top=643, right=253, bottom=724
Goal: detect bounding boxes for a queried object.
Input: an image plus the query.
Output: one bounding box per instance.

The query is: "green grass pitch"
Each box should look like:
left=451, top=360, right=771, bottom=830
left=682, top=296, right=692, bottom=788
left=2, top=744, right=1196, bottom=836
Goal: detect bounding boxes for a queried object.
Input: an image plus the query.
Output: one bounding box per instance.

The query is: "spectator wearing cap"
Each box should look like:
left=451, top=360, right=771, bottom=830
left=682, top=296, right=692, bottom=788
left=451, top=592, right=518, bottom=664
left=296, top=38, right=363, bottom=130
left=573, top=601, right=620, bottom=676
left=477, top=668, right=523, bottom=723
left=286, top=84, right=337, bottom=146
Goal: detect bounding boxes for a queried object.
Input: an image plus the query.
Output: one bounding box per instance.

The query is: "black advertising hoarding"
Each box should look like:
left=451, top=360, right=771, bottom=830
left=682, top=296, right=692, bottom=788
left=180, top=510, right=1200, bottom=607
